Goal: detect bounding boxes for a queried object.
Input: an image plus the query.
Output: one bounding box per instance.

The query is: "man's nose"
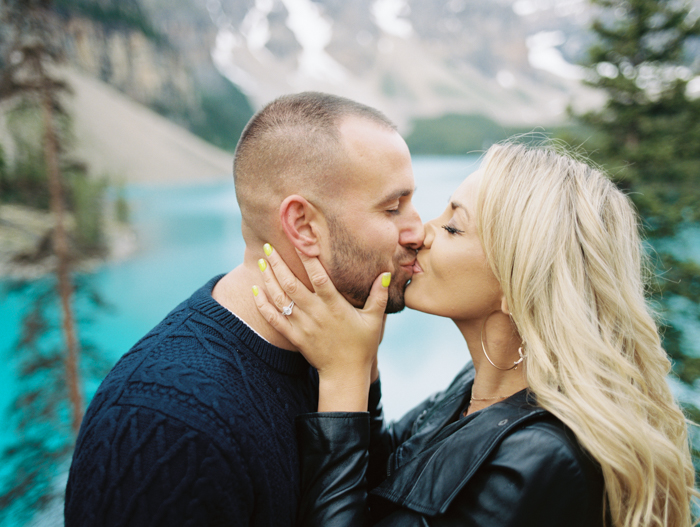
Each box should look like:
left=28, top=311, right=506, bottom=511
left=399, top=205, right=424, bottom=250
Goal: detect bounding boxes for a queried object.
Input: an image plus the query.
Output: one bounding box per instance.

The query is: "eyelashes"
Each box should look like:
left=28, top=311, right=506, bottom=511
left=442, top=224, right=464, bottom=235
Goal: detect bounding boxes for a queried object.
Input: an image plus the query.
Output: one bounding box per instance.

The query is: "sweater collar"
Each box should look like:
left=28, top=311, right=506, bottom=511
left=188, top=274, right=311, bottom=376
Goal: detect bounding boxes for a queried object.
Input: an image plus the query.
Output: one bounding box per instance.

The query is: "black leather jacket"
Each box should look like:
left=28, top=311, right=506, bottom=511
left=296, top=363, right=606, bottom=526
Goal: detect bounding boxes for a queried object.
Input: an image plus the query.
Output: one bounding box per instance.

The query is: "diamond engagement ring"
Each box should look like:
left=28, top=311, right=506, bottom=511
left=282, top=300, right=294, bottom=316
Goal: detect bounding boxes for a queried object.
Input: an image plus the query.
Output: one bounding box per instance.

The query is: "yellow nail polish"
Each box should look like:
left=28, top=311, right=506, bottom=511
left=263, top=243, right=273, bottom=256
left=382, top=272, right=391, bottom=288
left=252, top=285, right=259, bottom=297
left=258, top=259, right=267, bottom=272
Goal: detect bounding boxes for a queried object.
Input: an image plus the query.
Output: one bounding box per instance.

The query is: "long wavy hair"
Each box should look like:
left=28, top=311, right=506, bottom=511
left=476, top=142, right=697, bottom=527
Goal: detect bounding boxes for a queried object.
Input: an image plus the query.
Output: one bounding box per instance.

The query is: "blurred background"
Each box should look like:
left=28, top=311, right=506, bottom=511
left=2, top=0, right=700, bottom=524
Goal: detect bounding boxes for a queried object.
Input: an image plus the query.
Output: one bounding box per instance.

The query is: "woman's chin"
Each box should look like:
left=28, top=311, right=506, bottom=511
left=404, top=278, right=426, bottom=312
left=405, top=277, right=454, bottom=319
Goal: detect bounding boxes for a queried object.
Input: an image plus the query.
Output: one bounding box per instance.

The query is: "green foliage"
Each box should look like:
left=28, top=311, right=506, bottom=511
left=69, top=173, right=107, bottom=255
left=0, top=100, right=110, bottom=257
left=405, top=113, right=591, bottom=155
left=0, top=278, right=111, bottom=525
left=114, top=182, right=129, bottom=224
left=184, top=77, right=255, bottom=153
left=0, top=143, right=6, bottom=186
left=1, top=103, right=51, bottom=209
left=574, top=0, right=700, bottom=405
left=0, top=0, right=115, bottom=522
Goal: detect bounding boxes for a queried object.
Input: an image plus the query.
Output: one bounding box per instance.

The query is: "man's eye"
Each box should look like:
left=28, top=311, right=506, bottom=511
left=442, top=224, right=463, bottom=235
left=386, top=208, right=400, bottom=215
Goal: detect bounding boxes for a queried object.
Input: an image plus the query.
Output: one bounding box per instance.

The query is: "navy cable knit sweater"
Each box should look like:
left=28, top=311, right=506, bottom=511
left=65, top=275, right=318, bottom=527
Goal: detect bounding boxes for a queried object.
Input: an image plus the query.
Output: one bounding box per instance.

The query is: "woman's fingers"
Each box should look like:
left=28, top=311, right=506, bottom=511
left=257, top=255, right=292, bottom=312
left=295, top=248, right=340, bottom=301
left=262, top=244, right=313, bottom=304
left=252, top=285, right=292, bottom=337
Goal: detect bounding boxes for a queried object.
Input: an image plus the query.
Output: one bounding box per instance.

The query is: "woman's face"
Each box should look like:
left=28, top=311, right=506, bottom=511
left=405, top=170, right=504, bottom=321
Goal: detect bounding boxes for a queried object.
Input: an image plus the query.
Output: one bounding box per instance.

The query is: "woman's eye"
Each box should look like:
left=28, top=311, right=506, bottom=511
left=442, top=224, right=463, bottom=235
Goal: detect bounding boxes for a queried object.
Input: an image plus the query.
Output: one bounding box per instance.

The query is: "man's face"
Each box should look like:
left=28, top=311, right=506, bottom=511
left=323, top=117, right=424, bottom=313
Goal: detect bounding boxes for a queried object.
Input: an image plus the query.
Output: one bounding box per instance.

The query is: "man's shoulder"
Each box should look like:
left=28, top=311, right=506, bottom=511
left=80, top=342, right=265, bottom=452
left=65, top=396, right=256, bottom=526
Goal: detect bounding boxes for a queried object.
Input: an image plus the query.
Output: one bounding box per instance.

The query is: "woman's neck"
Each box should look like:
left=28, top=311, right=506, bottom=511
left=455, top=311, right=529, bottom=415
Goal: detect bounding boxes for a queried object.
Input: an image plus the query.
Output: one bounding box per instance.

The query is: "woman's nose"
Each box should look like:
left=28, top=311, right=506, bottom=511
left=421, top=221, right=436, bottom=249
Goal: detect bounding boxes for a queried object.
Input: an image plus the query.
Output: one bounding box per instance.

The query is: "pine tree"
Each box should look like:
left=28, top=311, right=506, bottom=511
left=0, top=0, right=87, bottom=521
left=0, top=277, right=111, bottom=524
left=577, top=0, right=700, bottom=415
left=0, top=0, right=84, bottom=436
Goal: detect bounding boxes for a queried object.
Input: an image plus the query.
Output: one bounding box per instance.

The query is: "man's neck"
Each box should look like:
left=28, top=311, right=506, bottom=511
left=211, top=263, right=299, bottom=351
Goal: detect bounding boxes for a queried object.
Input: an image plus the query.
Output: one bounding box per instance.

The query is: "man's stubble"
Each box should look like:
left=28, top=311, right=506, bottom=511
left=326, top=214, right=412, bottom=314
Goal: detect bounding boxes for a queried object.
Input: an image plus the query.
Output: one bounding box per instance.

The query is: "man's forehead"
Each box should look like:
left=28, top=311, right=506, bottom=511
left=331, top=115, right=413, bottom=203
left=338, top=176, right=415, bottom=211
left=338, top=115, right=401, bottom=149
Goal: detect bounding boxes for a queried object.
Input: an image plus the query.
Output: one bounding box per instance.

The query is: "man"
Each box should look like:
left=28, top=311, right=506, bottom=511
left=64, top=92, right=423, bottom=526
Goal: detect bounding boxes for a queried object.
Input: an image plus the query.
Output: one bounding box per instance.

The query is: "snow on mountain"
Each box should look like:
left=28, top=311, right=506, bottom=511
left=204, top=0, right=602, bottom=129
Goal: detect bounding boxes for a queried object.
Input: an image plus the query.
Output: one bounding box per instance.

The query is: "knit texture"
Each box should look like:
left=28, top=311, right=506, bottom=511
left=65, top=275, right=318, bottom=527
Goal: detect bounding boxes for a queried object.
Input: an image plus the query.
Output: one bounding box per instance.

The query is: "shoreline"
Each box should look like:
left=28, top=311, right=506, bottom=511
left=1, top=67, right=238, bottom=280
left=0, top=203, right=138, bottom=281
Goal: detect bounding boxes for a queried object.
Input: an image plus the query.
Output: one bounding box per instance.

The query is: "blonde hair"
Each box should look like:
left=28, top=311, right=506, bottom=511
left=476, top=142, right=697, bottom=527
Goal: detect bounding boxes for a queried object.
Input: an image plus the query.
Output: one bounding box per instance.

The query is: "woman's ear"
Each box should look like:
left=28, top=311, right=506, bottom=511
left=279, top=195, right=323, bottom=257
left=500, top=296, right=510, bottom=316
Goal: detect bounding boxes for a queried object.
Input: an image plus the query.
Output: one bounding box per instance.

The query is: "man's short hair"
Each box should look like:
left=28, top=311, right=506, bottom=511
left=233, top=92, right=396, bottom=237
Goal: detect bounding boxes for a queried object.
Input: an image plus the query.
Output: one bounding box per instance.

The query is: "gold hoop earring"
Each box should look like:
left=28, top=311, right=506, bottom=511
left=480, top=313, right=527, bottom=371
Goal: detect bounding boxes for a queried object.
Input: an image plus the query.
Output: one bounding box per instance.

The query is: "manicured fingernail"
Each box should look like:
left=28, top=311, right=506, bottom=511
left=252, top=285, right=259, bottom=297
left=263, top=243, right=273, bottom=256
left=382, top=272, right=391, bottom=288
left=258, top=259, right=267, bottom=272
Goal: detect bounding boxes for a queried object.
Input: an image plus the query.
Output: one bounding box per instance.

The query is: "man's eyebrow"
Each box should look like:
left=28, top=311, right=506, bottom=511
left=376, top=187, right=416, bottom=206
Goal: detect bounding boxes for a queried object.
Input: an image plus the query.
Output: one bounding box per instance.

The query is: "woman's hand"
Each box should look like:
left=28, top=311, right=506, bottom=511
left=253, top=244, right=390, bottom=412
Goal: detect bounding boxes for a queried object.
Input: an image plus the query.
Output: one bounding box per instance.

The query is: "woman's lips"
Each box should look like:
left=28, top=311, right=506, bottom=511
left=412, top=258, right=424, bottom=274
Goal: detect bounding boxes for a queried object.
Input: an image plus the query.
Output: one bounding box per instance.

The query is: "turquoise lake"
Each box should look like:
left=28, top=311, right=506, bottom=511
left=0, top=155, right=486, bottom=455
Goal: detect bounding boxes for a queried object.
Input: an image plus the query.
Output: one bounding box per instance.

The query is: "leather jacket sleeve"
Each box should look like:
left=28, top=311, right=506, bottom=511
left=296, top=412, right=371, bottom=527
left=367, top=379, right=436, bottom=488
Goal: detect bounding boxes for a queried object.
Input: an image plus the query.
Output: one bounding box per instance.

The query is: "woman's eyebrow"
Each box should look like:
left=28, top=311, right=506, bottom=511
left=451, top=200, right=470, bottom=220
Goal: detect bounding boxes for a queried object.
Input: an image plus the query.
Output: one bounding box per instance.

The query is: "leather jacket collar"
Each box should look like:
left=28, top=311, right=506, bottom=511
left=371, top=363, right=550, bottom=517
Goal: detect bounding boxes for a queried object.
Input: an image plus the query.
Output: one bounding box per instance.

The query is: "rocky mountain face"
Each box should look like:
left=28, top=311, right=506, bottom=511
left=34, top=0, right=254, bottom=151
left=10, top=0, right=604, bottom=141
left=60, top=16, right=196, bottom=114
left=201, top=0, right=604, bottom=129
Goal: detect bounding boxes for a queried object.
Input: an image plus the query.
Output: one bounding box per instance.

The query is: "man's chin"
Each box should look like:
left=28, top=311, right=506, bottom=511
left=385, top=300, right=406, bottom=314
left=341, top=291, right=366, bottom=309
left=385, top=278, right=410, bottom=314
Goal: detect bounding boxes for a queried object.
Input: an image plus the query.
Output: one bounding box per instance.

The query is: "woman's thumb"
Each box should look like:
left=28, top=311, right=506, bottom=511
left=363, top=272, right=391, bottom=315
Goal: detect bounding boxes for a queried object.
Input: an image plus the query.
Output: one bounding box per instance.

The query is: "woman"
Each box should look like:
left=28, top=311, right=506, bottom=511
left=253, top=142, right=697, bottom=526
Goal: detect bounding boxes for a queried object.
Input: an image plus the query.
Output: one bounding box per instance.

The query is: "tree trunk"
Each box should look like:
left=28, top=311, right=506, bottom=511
left=41, top=89, right=83, bottom=435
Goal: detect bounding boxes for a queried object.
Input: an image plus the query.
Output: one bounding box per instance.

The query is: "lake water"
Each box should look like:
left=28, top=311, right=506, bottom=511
left=0, top=155, right=483, bottom=456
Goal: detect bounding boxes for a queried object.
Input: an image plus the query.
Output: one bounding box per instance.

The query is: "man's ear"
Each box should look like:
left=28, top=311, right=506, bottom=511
left=279, top=195, right=323, bottom=257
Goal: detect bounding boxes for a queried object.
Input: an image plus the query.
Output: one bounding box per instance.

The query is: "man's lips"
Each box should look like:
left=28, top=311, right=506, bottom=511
left=399, top=258, right=417, bottom=274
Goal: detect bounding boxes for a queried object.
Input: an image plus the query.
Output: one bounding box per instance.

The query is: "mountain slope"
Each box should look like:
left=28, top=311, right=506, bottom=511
left=65, top=69, right=233, bottom=183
